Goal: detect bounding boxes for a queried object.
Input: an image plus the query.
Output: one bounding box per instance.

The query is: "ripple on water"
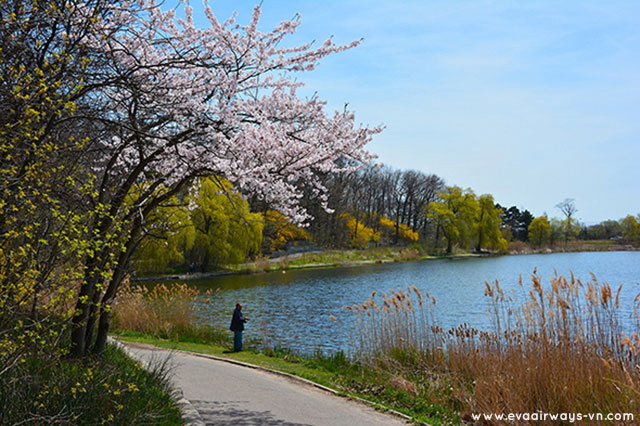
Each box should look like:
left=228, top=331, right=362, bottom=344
left=173, top=251, right=640, bottom=355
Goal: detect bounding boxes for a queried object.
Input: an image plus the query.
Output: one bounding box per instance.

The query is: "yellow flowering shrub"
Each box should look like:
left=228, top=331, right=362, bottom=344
left=263, top=209, right=310, bottom=252
left=378, top=215, right=419, bottom=242
left=340, top=213, right=380, bottom=249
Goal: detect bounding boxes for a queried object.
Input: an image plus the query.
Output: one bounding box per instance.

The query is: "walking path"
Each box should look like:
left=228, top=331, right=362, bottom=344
left=124, top=342, right=408, bottom=426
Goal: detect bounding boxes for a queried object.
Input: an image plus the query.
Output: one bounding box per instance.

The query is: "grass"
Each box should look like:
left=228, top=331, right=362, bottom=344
left=0, top=341, right=182, bottom=425
left=260, top=247, right=436, bottom=270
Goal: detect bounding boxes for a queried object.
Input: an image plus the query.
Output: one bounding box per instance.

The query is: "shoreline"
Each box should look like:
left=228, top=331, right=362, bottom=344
left=130, top=251, right=491, bottom=282
left=131, top=243, right=638, bottom=283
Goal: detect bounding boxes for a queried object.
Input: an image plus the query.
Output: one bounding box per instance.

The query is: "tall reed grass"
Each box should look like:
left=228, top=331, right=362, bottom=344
left=346, top=271, right=640, bottom=424
left=112, top=280, right=225, bottom=344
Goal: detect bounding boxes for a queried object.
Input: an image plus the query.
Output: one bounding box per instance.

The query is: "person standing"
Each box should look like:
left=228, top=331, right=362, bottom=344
left=229, top=303, right=249, bottom=351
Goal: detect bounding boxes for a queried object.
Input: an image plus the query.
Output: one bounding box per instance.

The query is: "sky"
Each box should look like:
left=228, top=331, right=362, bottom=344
left=174, top=0, right=640, bottom=224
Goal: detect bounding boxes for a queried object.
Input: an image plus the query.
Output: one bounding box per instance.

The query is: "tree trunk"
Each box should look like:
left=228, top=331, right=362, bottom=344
left=476, top=211, right=485, bottom=253
left=70, top=269, right=99, bottom=358
left=70, top=212, right=118, bottom=357
left=394, top=203, right=401, bottom=245
left=93, top=247, right=133, bottom=354
left=83, top=285, right=103, bottom=352
left=92, top=183, right=186, bottom=354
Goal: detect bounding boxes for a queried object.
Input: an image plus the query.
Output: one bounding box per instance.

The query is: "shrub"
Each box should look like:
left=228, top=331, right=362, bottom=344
left=340, top=213, right=380, bottom=249
left=0, top=343, right=181, bottom=425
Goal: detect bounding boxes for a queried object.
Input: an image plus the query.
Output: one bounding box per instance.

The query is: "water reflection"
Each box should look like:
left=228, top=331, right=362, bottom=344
left=155, top=251, right=640, bottom=355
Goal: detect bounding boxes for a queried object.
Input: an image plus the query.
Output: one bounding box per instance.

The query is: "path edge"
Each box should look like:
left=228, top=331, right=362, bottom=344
left=116, top=339, right=413, bottom=424
left=107, top=337, right=205, bottom=426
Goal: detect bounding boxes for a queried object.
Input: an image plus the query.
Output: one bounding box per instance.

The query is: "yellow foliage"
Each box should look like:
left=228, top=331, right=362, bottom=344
left=0, top=5, right=101, bottom=371
left=263, top=210, right=310, bottom=251
left=378, top=215, right=419, bottom=242
left=340, top=213, right=380, bottom=249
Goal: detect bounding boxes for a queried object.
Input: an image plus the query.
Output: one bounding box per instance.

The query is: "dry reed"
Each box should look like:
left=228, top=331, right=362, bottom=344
left=346, top=271, right=640, bottom=425
left=112, top=280, right=218, bottom=340
left=393, top=248, right=420, bottom=262
left=251, top=256, right=271, bottom=273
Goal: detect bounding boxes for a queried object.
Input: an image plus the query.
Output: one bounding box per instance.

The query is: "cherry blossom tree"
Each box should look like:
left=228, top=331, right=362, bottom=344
left=69, top=1, right=380, bottom=356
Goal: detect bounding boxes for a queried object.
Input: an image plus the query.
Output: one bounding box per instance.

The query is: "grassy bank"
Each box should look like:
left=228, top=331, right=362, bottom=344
left=111, top=279, right=461, bottom=424
left=113, top=269, right=640, bottom=425
left=132, top=241, right=637, bottom=283
left=281, top=247, right=433, bottom=266
left=130, top=246, right=444, bottom=281
left=113, top=330, right=460, bottom=425
left=507, top=238, right=636, bottom=254
left=0, top=341, right=182, bottom=425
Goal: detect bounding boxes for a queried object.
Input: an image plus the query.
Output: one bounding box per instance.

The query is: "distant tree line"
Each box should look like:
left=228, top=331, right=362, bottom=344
left=259, top=165, right=517, bottom=254
left=582, top=215, right=640, bottom=243
left=298, top=165, right=445, bottom=248
left=133, top=163, right=640, bottom=273
left=132, top=164, right=640, bottom=275
left=278, top=171, right=640, bottom=254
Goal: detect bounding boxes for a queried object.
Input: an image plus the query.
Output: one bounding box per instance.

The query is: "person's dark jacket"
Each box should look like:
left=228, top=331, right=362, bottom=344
left=230, top=308, right=246, bottom=332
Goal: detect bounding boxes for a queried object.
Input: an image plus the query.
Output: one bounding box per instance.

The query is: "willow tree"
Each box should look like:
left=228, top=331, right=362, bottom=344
left=474, top=194, right=507, bottom=252
left=130, top=177, right=263, bottom=273
left=189, top=178, right=263, bottom=269
left=427, top=186, right=478, bottom=254
left=621, top=214, right=640, bottom=244
left=65, top=1, right=380, bottom=356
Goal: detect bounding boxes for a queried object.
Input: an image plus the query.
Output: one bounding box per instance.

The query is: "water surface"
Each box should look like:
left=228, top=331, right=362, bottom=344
left=161, top=251, right=640, bottom=354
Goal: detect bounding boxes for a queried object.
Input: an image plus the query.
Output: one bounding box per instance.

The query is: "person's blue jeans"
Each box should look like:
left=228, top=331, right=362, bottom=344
left=233, top=331, right=243, bottom=351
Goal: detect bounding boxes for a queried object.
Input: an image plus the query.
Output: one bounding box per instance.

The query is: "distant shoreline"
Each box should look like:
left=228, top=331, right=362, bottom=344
left=131, top=244, right=638, bottom=283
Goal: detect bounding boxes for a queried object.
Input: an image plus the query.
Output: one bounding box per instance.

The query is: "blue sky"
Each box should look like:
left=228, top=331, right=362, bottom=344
left=177, top=0, right=640, bottom=224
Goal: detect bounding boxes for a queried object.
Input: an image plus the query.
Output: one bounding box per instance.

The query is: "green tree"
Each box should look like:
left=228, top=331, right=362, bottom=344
left=474, top=194, right=507, bottom=252
left=549, top=217, right=565, bottom=246
left=132, top=178, right=263, bottom=273
left=499, top=205, right=534, bottom=241
left=621, top=215, right=640, bottom=245
left=188, top=178, right=263, bottom=269
left=528, top=216, right=551, bottom=247
left=427, top=186, right=478, bottom=254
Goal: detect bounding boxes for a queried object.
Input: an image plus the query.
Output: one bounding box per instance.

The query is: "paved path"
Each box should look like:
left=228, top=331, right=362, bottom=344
left=125, top=343, right=408, bottom=426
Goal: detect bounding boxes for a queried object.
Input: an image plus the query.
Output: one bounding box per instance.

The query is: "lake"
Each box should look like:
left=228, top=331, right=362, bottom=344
left=164, top=251, right=640, bottom=354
